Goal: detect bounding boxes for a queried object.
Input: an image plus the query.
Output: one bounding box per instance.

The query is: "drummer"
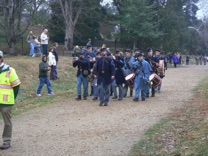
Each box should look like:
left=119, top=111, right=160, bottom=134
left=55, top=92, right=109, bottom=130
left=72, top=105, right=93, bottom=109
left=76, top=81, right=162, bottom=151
left=145, top=48, right=158, bottom=97
left=132, top=53, right=152, bottom=102
left=123, top=49, right=135, bottom=97
left=155, top=49, right=164, bottom=93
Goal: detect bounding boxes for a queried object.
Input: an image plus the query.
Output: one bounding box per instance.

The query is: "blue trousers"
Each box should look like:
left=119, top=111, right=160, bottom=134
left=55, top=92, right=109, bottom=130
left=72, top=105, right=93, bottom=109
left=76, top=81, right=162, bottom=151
left=34, top=46, right=41, bottom=54
left=37, top=77, right=53, bottom=94
left=112, top=80, right=123, bottom=98
left=54, top=63, right=58, bottom=78
left=29, top=42, right=34, bottom=56
left=77, top=74, right=88, bottom=97
left=98, top=82, right=111, bottom=104
left=134, top=77, right=146, bottom=99
left=93, top=79, right=99, bottom=98
left=146, top=84, right=155, bottom=95
left=42, top=44, right=48, bottom=56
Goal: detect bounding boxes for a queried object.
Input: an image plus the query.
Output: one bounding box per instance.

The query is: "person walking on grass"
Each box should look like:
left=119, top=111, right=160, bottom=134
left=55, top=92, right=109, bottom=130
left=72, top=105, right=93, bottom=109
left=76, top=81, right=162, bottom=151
left=0, top=51, right=21, bottom=150
left=36, top=55, right=54, bottom=97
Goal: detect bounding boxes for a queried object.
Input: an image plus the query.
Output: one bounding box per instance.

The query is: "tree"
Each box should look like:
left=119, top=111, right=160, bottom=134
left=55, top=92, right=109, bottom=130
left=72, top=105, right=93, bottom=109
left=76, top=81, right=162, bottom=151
left=0, top=0, right=45, bottom=55
left=112, top=0, right=162, bottom=49
left=49, top=0, right=102, bottom=49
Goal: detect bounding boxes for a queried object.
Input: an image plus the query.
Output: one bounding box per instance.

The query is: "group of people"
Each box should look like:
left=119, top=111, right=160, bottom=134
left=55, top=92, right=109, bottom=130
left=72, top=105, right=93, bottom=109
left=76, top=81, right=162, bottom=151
left=195, top=55, right=208, bottom=65
left=27, top=29, right=50, bottom=57
left=73, top=45, right=167, bottom=106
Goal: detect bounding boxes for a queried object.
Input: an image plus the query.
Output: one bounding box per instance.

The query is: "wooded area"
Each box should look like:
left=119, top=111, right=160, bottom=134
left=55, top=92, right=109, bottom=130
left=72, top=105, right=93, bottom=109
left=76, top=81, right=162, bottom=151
left=0, top=0, right=207, bottom=55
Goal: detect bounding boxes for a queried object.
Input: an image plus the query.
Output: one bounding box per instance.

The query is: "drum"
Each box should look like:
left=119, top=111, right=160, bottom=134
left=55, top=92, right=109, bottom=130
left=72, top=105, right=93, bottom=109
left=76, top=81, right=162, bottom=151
left=125, top=73, right=135, bottom=88
left=149, top=73, right=162, bottom=88
left=158, top=60, right=165, bottom=77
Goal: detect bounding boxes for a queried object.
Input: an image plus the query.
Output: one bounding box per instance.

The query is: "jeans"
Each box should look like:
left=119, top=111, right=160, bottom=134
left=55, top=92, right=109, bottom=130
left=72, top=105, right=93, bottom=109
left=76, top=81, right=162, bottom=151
left=54, top=63, right=58, bottom=78
left=34, top=46, right=41, bottom=54
left=42, top=44, right=48, bottom=56
left=93, top=79, right=99, bottom=98
left=98, top=82, right=111, bottom=104
left=77, top=74, right=88, bottom=97
left=37, top=77, right=53, bottom=94
left=112, top=80, right=123, bottom=98
left=29, top=42, right=34, bottom=56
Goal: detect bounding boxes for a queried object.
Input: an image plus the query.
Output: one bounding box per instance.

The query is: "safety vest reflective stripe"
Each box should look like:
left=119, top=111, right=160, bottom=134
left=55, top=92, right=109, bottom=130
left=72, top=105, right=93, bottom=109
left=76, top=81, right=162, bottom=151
left=3, top=94, right=8, bottom=102
left=11, top=79, right=21, bottom=87
left=0, top=84, right=12, bottom=89
left=6, top=69, right=11, bottom=78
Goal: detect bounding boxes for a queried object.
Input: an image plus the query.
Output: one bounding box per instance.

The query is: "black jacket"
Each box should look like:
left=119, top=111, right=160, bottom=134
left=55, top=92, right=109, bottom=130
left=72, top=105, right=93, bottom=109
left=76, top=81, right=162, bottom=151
left=39, top=56, right=49, bottom=78
left=53, top=47, right=58, bottom=62
left=73, top=58, right=90, bottom=77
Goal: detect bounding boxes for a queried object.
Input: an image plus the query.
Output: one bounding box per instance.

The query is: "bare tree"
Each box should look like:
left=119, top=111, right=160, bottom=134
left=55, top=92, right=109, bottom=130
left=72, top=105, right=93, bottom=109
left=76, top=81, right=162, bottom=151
left=59, top=0, right=83, bottom=50
left=0, top=0, right=44, bottom=55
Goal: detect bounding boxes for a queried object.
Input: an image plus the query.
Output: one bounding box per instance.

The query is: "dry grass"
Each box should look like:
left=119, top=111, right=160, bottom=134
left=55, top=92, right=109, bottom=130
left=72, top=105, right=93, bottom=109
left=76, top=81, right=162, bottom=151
left=129, top=78, right=208, bottom=156
left=4, top=56, right=77, bottom=115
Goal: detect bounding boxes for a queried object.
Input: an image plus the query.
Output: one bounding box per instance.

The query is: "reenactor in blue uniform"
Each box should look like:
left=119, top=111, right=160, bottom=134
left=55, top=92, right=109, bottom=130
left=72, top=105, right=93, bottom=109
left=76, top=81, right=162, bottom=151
left=73, top=51, right=90, bottom=100
left=92, top=52, right=101, bottom=101
left=96, top=48, right=115, bottom=106
left=145, top=48, right=158, bottom=97
left=133, top=53, right=152, bottom=101
left=112, top=50, right=126, bottom=100
left=155, top=49, right=164, bottom=93
left=123, top=49, right=135, bottom=97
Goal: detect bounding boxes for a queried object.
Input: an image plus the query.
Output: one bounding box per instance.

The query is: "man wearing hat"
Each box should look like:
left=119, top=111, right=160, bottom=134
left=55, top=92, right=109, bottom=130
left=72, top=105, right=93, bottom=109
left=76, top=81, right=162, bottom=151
left=0, top=51, right=21, bottom=150
left=73, top=51, right=90, bottom=100
left=134, top=48, right=140, bottom=60
left=123, top=49, right=134, bottom=97
left=155, top=49, right=164, bottom=93
left=112, top=50, right=125, bottom=100
left=132, top=53, right=152, bottom=101
left=95, top=48, right=115, bottom=106
left=86, top=45, right=96, bottom=96
left=145, top=48, right=158, bottom=97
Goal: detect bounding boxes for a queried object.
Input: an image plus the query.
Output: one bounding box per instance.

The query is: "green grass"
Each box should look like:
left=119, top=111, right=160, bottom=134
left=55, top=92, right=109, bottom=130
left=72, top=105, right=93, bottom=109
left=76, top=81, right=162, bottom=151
left=129, top=77, right=208, bottom=156
left=3, top=56, right=77, bottom=116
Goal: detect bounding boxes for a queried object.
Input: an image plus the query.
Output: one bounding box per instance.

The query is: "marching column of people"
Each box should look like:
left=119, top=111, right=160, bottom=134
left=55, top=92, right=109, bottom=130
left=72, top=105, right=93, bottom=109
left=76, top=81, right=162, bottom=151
left=72, top=45, right=169, bottom=106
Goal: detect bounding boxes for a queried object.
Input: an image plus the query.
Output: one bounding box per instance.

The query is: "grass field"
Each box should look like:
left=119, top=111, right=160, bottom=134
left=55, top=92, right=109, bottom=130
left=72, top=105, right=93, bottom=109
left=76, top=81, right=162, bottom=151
left=4, top=56, right=77, bottom=116
left=129, top=77, right=208, bottom=156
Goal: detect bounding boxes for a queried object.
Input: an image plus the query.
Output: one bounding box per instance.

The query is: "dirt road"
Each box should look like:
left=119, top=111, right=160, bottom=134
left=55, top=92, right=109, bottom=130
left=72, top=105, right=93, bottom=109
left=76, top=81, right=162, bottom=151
left=1, top=65, right=208, bottom=156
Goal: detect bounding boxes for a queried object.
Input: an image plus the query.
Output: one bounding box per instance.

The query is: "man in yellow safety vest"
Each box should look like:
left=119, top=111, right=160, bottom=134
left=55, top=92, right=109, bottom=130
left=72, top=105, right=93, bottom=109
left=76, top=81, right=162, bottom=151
left=0, top=51, right=21, bottom=150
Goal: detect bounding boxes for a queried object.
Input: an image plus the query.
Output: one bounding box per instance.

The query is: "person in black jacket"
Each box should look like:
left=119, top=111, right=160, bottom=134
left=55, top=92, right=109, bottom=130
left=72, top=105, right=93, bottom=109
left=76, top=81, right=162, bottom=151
left=73, top=51, right=90, bottom=100
left=112, top=50, right=125, bottom=100
left=53, top=42, right=59, bottom=79
left=36, top=55, right=54, bottom=96
left=96, top=48, right=115, bottom=106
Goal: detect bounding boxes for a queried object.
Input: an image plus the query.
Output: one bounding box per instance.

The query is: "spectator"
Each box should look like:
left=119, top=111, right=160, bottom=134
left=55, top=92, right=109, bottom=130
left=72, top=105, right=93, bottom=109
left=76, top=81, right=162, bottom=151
left=53, top=42, right=59, bottom=79
left=36, top=55, right=54, bottom=96
left=27, top=31, right=35, bottom=57
left=48, top=47, right=56, bottom=80
left=33, top=36, right=41, bottom=57
left=40, top=29, right=49, bottom=56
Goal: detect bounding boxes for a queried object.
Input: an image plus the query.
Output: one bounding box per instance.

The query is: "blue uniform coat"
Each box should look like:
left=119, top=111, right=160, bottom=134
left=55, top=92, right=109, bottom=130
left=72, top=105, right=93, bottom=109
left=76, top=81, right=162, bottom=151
left=96, top=57, right=115, bottom=85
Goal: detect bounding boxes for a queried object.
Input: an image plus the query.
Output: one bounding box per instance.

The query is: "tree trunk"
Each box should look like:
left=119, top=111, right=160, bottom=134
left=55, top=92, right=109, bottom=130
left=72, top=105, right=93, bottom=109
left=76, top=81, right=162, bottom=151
left=64, top=25, right=74, bottom=50
left=9, top=40, right=16, bottom=55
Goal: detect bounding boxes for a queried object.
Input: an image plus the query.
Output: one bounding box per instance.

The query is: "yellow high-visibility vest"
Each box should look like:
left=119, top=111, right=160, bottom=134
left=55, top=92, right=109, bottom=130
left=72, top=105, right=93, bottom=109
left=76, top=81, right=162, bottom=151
left=0, top=67, right=21, bottom=105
